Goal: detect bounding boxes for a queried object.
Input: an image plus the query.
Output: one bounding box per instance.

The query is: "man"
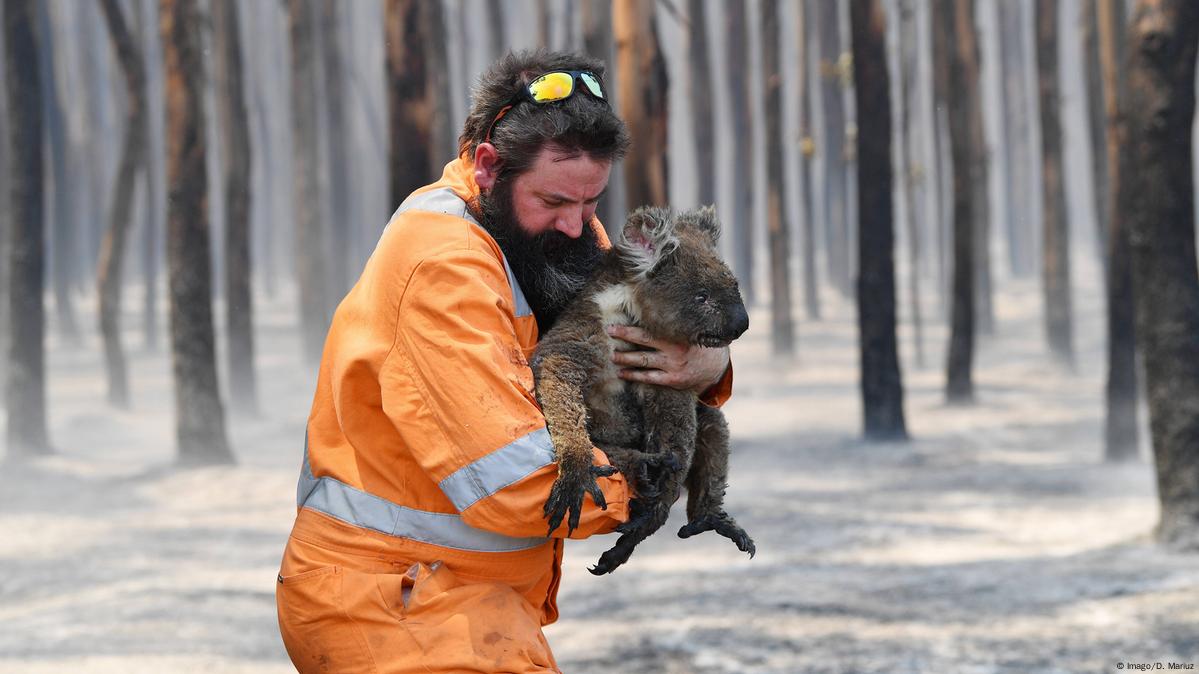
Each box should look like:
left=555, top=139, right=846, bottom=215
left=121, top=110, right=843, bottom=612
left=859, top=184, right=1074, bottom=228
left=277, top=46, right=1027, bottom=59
left=276, top=50, right=733, bottom=673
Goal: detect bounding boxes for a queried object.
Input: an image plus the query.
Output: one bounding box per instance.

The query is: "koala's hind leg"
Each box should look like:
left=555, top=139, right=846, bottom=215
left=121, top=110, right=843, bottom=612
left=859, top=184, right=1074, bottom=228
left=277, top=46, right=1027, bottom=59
left=589, top=389, right=694, bottom=575
left=677, top=405, right=755, bottom=557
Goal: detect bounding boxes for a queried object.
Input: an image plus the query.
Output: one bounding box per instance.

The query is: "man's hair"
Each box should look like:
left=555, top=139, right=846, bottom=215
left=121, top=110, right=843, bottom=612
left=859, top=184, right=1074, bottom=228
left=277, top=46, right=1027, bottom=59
left=458, top=50, right=630, bottom=178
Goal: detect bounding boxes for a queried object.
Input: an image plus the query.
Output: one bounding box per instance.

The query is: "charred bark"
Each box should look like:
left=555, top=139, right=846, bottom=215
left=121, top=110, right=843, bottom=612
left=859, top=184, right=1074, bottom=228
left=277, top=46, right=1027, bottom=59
left=1097, top=0, right=1138, bottom=463
left=486, top=0, right=506, bottom=59
left=997, top=0, right=1034, bottom=278
left=760, top=0, right=794, bottom=357
left=581, top=0, right=616, bottom=226
left=687, top=0, right=715, bottom=208
left=614, top=0, right=669, bottom=210
left=817, top=0, right=851, bottom=297
left=799, top=0, right=820, bottom=320
left=321, top=0, right=350, bottom=299
left=1036, top=0, right=1074, bottom=365
left=139, top=0, right=163, bottom=351
left=160, top=0, right=233, bottom=465
left=291, top=0, right=330, bottom=365
left=0, top=12, right=10, bottom=405
left=4, top=0, right=51, bottom=457
left=852, top=0, right=907, bottom=440
left=723, top=0, right=754, bottom=302
left=37, top=1, right=80, bottom=347
left=385, top=0, right=437, bottom=209
left=942, top=0, right=978, bottom=404
left=214, top=0, right=257, bottom=415
left=1124, top=0, right=1199, bottom=548
left=97, top=0, right=147, bottom=409
left=1083, top=0, right=1110, bottom=274
left=896, top=0, right=922, bottom=366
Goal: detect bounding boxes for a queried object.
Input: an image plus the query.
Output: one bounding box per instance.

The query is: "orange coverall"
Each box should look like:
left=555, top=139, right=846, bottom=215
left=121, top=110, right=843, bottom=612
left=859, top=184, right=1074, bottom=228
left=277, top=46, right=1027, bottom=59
left=276, top=157, right=732, bottom=673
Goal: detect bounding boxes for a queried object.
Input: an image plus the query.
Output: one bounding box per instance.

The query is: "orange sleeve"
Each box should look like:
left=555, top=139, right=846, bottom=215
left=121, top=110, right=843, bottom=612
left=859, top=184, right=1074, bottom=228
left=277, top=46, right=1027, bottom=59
left=698, top=361, right=734, bottom=408
left=382, top=248, right=628, bottom=539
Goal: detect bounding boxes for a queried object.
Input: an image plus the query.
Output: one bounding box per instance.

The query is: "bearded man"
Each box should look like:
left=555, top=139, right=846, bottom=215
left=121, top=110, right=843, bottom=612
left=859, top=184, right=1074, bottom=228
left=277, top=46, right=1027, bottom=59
left=276, top=50, right=732, bottom=673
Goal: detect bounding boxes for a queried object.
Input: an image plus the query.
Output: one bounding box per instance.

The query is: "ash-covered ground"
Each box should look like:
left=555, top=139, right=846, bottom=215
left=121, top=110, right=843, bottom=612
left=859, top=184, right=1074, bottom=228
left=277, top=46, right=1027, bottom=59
left=1, top=277, right=1195, bottom=674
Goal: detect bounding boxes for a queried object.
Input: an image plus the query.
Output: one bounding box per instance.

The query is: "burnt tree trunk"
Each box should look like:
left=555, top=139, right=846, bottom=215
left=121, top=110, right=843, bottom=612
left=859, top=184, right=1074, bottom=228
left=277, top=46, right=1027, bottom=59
left=139, top=0, right=163, bottom=351
left=897, top=0, right=923, bottom=367
left=321, top=0, right=350, bottom=299
left=723, top=0, right=754, bottom=302
left=423, top=1, right=452, bottom=162
left=1083, top=0, right=1110, bottom=274
left=1098, top=0, right=1138, bottom=462
left=1124, top=0, right=1199, bottom=549
left=942, top=0, right=978, bottom=404
left=214, top=0, right=257, bottom=415
left=581, top=0, right=617, bottom=226
left=1036, top=0, right=1074, bottom=365
left=386, top=0, right=437, bottom=209
left=614, top=0, right=669, bottom=209
left=486, top=1, right=506, bottom=59
left=688, top=0, right=714, bottom=208
left=290, top=0, right=329, bottom=365
left=761, top=0, right=794, bottom=357
left=852, top=0, right=907, bottom=440
left=817, top=0, right=851, bottom=297
left=997, top=0, right=1034, bottom=278
left=160, top=0, right=233, bottom=465
left=799, top=0, right=820, bottom=320
left=969, top=1, right=993, bottom=337
left=0, top=10, right=9, bottom=405
left=37, top=2, right=79, bottom=347
left=4, top=0, right=51, bottom=457
left=97, top=0, right=147, bottom=409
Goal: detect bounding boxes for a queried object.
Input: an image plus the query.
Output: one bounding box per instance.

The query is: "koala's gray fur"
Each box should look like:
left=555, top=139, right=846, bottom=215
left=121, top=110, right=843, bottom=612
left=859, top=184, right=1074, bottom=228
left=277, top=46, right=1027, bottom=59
left=531, top=206, right=755, bottom=575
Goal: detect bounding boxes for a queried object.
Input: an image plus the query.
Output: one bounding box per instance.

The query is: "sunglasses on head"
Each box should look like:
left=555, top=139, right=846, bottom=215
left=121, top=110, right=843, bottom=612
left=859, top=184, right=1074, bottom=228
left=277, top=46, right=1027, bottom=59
left=484, top=70, right=608, bottom=145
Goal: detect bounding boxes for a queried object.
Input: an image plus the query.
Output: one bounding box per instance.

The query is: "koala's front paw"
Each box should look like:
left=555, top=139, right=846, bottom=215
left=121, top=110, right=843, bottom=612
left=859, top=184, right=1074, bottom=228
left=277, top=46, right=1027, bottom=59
left=678, top=511, right=756, bottom=558
left=544, top=455, right=617, bottom=537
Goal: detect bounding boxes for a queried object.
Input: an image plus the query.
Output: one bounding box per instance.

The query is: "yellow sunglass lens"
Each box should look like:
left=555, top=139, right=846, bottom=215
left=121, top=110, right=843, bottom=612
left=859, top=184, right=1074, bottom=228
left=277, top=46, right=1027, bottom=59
left=529, top=73, right=574, bottom=102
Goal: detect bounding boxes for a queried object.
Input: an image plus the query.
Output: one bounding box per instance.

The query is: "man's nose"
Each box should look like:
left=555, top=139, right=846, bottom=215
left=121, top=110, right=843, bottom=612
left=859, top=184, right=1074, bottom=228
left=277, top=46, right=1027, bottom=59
left=555, top=209, right=584, bottom=238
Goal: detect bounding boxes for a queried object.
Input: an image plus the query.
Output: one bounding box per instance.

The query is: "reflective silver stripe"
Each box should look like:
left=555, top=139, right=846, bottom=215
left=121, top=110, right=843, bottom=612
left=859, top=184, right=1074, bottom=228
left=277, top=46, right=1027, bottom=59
left=439, top=428, right=556, bottom=512
left=501, top=255, right=533, bottom=318
left=297, top=440, right=548, bottom=553
left=392, top=187, right=533, bottom=318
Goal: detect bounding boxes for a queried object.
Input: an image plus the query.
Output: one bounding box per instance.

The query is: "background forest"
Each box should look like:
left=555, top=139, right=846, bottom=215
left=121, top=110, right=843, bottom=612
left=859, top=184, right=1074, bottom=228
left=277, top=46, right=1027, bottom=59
left=2, top=0, right=1198, bottom=672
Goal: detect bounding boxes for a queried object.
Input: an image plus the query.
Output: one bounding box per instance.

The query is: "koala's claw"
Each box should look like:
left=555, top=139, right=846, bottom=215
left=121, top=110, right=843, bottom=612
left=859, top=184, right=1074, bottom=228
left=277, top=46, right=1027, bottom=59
left=544, top=464, right=618, bottom=537
left=588, top=535, right=637, bottom=575
left=678, top=512, right=757, bottom=558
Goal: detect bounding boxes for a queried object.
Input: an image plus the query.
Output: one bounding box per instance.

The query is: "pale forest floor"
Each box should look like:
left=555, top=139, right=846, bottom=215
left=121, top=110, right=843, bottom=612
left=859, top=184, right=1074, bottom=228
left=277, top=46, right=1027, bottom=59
left=1, top=271, right=1196, bottom=674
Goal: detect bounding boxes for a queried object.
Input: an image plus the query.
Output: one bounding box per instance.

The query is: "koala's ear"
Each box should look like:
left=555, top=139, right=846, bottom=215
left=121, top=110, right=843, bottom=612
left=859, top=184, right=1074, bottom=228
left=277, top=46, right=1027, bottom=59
left=617, top=207, right=679, bottom=276
left=691, top=204, right=721, bottom=247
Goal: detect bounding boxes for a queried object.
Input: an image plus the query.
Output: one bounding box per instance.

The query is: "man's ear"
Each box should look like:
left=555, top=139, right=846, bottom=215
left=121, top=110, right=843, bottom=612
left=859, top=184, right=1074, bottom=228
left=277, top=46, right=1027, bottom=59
left=617, top=207, right=678, bottom=277
left=474, top=143, right=501, bottom=191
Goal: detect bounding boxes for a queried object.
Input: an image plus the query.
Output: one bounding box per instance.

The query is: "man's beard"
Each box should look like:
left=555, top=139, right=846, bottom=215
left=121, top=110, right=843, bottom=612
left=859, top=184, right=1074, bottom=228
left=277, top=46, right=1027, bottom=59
left=475, top=177, right=604, bottom=334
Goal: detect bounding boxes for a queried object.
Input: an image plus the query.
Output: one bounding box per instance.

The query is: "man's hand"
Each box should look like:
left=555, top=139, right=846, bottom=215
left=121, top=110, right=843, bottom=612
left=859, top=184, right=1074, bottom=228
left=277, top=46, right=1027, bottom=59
left=606, top=325, right=730, bottom=395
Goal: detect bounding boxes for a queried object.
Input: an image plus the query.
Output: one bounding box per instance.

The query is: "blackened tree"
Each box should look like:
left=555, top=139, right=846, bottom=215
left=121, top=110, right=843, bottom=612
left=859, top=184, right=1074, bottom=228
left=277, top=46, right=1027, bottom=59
left=851, top=0, right=907, bottom=440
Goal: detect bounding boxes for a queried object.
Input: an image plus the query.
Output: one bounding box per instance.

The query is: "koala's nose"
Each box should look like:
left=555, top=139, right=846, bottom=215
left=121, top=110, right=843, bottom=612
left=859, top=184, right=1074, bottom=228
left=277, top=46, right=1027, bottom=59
left=728, top=303, right=750, bottom=339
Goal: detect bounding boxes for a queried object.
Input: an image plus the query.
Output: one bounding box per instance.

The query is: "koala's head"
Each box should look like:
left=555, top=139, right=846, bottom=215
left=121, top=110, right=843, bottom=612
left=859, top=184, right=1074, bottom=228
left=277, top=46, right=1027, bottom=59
left=615, top=206, right=749, bottom=347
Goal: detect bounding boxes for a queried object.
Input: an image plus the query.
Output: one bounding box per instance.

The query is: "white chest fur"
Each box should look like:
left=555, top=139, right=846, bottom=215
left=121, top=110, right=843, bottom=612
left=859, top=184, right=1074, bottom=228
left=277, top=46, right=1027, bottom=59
left=592, top=283, right=641, bottom=396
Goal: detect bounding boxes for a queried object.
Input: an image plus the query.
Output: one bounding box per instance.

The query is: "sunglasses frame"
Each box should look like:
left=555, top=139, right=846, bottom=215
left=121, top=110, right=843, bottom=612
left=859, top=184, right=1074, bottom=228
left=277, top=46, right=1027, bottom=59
left=484, top=70, right=608, bottom=145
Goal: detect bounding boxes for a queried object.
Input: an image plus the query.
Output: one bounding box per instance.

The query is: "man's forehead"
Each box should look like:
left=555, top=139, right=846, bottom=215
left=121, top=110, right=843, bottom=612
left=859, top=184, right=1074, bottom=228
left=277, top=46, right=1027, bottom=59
left=523, top=149, right=611, bottom=199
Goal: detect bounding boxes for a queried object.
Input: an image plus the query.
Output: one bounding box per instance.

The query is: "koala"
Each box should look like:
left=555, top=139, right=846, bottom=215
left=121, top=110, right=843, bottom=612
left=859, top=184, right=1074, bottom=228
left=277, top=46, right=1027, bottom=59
left=531, top=205, right=755, bottom=575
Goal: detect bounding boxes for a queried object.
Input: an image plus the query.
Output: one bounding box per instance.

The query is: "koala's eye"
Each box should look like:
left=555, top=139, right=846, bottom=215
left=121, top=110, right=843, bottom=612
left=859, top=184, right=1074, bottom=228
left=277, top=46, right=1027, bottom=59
left=694, top=291, right=710, bottom=304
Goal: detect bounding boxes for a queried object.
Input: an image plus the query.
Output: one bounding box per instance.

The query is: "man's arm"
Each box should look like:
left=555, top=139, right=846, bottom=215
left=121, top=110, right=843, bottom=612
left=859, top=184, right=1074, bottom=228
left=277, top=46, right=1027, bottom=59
left=381, top=248, right=629, bottom=539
